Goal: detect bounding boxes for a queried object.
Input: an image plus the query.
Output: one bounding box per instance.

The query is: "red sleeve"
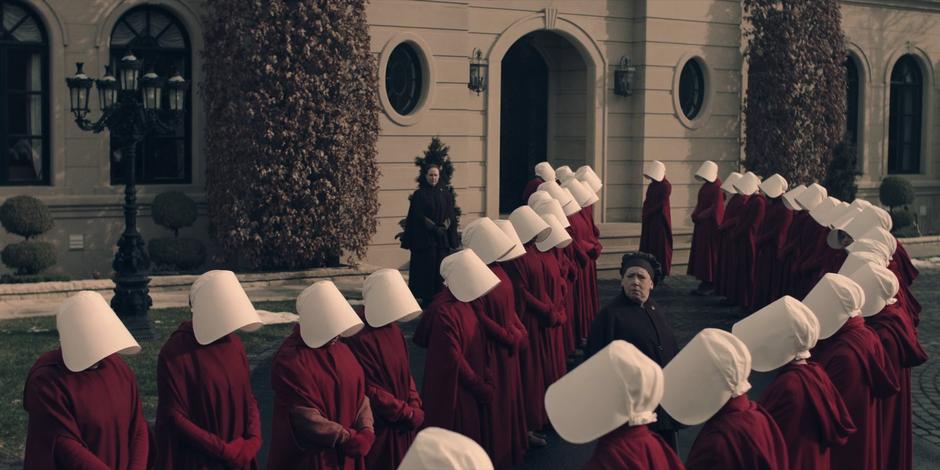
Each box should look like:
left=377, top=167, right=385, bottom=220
left=54, top=436, right=112, bottom=470
left=642, top=185, right=666, bottom=219
left=685, top=430, right=736, bottom=470
left=128, top=397, right=149, bottom=469
left=157, top=354, right=229, bottom=459
left=406, top=376, right=422, bottom=409
left=366, top=384, right=408, bottom=423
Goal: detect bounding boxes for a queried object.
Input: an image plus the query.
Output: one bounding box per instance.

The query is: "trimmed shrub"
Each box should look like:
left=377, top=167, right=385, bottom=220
left=879, top=177, right=915, bottom=211
left=152, top=191, right=197, bottom=238
left=202, top=0, right=380, bottom=269
left=0, top=195, right=53, bottom=239
left=148, top=238, right=207, bottom=272
left=1, top=241, right=56, bottom=275
left=823, top=142, right=858, bottom=202
left=743, top=0, right=846, bottom=184
left=891, top=208, right=916, bottom=229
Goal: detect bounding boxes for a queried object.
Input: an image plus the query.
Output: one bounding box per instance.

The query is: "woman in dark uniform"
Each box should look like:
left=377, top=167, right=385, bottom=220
left=586, top=251, right=682, bottom=449
left=403, top=163, right=458, bottom=305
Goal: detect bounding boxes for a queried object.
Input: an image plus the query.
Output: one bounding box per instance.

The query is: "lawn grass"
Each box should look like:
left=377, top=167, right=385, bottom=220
left=0, top=301, right=296, bottom=463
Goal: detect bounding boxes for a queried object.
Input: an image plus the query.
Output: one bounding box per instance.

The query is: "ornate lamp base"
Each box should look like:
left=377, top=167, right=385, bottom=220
left=111, top=273, right=154, bottom=340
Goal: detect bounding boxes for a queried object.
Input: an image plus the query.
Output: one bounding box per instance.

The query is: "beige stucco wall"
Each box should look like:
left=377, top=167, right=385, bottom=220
left=842, top=0, right=940, bottom=232
left=4, top=0, right=938, bottom=278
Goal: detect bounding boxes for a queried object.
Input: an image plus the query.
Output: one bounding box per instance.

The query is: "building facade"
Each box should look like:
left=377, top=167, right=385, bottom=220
left=1, top=0, right=938, bottom=277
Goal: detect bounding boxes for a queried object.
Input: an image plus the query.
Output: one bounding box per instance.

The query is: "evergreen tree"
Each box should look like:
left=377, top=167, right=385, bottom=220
left=202, top=0, right=380, bottom=269
left=744, top=0, right=847, bottom=184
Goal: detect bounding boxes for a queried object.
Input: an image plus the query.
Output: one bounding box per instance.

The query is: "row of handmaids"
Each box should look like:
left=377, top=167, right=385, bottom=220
left=21, top=158, right=923, bottom=470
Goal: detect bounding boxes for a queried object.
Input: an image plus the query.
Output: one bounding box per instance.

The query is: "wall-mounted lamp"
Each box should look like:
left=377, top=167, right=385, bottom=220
left=468, top=48, right=487, bottom=94
left=614, top=56, right=637, bottom=97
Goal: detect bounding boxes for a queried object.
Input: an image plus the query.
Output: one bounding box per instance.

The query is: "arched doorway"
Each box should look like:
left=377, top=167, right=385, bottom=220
left=498, top=31, right=588, bottom=214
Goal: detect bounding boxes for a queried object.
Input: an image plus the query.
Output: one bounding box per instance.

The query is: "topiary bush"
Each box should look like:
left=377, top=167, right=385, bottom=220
left=202, top=0, right=380, bottom=270
left=879, top=176, right=915, bottom=212
left=0, top=195, right=58, bottom=277
left=1, top=241, right=56, bottom=275
left=743, top=0, right=846, bottom=184
left=151, top=191, right=197, bottom=238
left=824, top=141, right=859, bottom=202
left=148, top=238, right=207, bottom=272
left=891, top=208, right=916, bottom=229
left=0, top=195, right=53, bottom=239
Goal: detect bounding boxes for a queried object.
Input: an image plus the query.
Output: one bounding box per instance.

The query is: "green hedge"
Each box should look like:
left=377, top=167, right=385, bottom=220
left=1, top=241, right=56, bottom=275
left=148, top=238, right=207, bottom=272
left=151, top=191, right=197, bottom=237
left=0, top=196, right=53, bottom=239
left=879, top=177, right=915, bottom=210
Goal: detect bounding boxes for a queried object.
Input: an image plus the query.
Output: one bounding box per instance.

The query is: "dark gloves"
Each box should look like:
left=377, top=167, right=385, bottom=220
left=340, top=429, right=375, bottom=457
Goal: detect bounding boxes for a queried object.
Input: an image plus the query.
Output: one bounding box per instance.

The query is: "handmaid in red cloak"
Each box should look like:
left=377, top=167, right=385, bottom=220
left=344, top=269, right=424, bottom=470
left=728, top=172, right=766, bottom=311
left=562, top=177, right=604, bottom=344
left=733, top=295, right=856, bottom=470
left=504, top=206, right=567, bottom=437
left=639, top=160, right=673, bottom=275
left=418, top=249, right=502, bottom=453
left=849, top=264, right=927, bottom=470
left=24, top=291, right=149, bottom=470
left=662, top=329, right=788, bottom=470
left=463, top=218, right=531, bottom=468
left=268, top=281, right=374, bottom=470
left=752, top=175, right=791, bottom=310
left=688, top=161, right=725, bottom=294
left=156, top=270, right=265, bottom=469
left=522, top=161, right=557, bottom=204
left=546, top=341, right=682, bottom=470
left=714, top=172, right=745, bottom=300
left=805, top=273, right=900, bottom=470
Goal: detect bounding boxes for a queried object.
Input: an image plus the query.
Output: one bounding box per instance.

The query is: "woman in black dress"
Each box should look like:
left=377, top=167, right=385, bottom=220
left=404, top=164, right=458, bottom=304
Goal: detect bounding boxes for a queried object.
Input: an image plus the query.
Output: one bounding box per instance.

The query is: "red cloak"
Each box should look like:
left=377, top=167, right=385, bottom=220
left=890, top=245, right=921, bottom=326
left=470, top=263, right=530, bottom=468
left=522, top=177, right=545, bottom=204
left=777, top=211, right=811, bottom=298
left=156, top=321, right=262, bottom=469
left=685, top=395, right=788, bottom=470
left=688, top=177, right=725, bottom=283
left=419, top=288, right=491, bottom=447
left=795, top=220, right=846, bottom=295
left=579, top=208, right=602, bottom=328
left=583, top=424, right=684, bottom=470
left=24, top=350, right=149, bottom=470
left=502, top=243, right=567, bottom=430
left=730, top=192, right=766, bottom=311
left=759, top=362, right=856, bottom=470
left=558, top=241, right=579, bottom=356
left=753, top=197, right=792, bottom=310
left=568, top=211, right=601, bottom=344
left=715, top=194, right=749, bottom=299
left=640, top=178, right=673, bottom=275
left=268, top=326, right=371, bottom=470
left=866, top=303, right=928, bottom=470
left=810, top=316, right=900, bottom=470
left=343, top=308, right=423, bottom=470
left=894, top=242, right=919, bottom=286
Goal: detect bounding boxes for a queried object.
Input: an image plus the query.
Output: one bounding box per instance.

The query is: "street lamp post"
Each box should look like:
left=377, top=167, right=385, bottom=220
left=65, top=53, right=187, bottom=339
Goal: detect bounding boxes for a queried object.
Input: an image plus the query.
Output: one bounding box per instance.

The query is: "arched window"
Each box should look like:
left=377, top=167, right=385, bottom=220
left=845, top=57, right=859, bottom=150
left=110, top=6, right=191, bottom=184
left=385, top=43, right=423, bottom=116
left=888, top=55, right=922, bottom=174
left=0, top=1, right=49, bottom=185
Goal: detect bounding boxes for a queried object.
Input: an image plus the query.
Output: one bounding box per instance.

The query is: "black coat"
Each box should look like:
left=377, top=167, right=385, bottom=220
left=586, top=292, right=681, bottom=432
left=404, top=185, right=458, bottom=301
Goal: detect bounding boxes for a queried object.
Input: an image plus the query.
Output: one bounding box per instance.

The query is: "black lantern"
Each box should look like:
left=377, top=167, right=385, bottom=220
left=614, top=56, right=637, bottom=97
left=118, top=51, right=142, bottom=91
left=139, top=69, right=164, bottom=110
left=65, top=63, right=94, bottom=116
left=468, top=48, right=487, bottom=94
left=95, top=66, right=118, bottom=111
left=166, top=70, right=188, bottom=112
left=64, top=58, right=187, bottom=340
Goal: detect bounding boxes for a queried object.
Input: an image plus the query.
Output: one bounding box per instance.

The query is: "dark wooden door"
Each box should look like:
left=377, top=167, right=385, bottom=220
left=500, top=37, right=548, bottom=214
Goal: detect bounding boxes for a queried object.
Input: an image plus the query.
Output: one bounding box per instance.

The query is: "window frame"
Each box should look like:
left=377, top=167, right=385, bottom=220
left=679, top=59, right=705, bottom=120
left=108, top=5, right=192, bottom=186
left=887, top=55, right=923, bottom=175
left=0, top=0, right=50, bottom=186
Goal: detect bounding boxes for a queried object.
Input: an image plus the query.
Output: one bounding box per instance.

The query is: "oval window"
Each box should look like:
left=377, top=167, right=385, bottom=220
left=679, top=60, right=705, bottom=120
left=385, top=43, right=423, bottom=115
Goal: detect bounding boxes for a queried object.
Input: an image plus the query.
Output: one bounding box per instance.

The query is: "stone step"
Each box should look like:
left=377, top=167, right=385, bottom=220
left=597, top=223, right=694, bottom=245
left=597, top=246, right=691, bottom=280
